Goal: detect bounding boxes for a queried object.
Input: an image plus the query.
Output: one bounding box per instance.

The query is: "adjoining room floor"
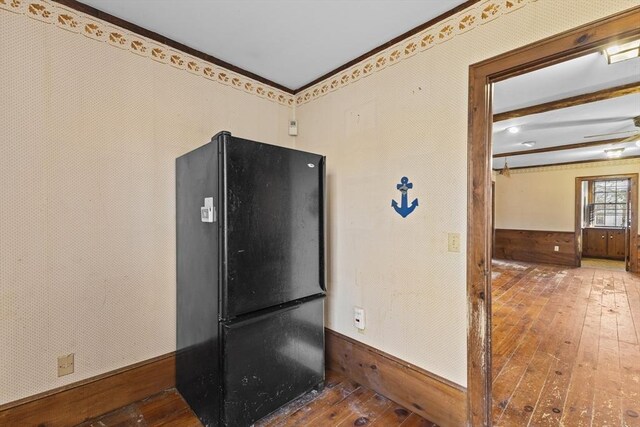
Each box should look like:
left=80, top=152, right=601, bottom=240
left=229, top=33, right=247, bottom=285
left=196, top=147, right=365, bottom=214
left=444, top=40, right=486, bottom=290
left=75, top=370, right=435, bottom=427
left=491, top=259, right=640, bottom=426
left=581, top=257, right=627, bottom=271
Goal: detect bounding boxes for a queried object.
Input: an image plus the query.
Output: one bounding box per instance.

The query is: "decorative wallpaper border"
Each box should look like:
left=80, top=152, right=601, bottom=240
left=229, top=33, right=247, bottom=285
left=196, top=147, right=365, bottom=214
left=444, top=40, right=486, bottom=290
left=0, top=0, right=536, bottom=108
left=294, top=0, right=537, bottom=106
left=0, top=0, right=296, bottom=107
left=507, top=158, right=640, bottom=174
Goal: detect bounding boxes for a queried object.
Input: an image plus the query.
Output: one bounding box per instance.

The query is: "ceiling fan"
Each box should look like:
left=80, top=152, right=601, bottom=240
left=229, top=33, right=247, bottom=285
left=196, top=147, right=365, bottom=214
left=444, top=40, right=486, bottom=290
left=583, top=115, right=640, bottom=143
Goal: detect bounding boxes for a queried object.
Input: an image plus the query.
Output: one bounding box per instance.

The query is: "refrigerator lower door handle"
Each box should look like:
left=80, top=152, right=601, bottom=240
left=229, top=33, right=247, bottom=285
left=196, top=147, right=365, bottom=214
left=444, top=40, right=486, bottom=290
left=223, top=303, right=302, bottom=329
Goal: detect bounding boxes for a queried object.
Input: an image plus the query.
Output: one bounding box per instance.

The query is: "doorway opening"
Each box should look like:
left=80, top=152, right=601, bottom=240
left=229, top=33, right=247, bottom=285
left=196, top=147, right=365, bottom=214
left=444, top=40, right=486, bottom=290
left=576, top=174, right=639, bottom=272
left=490, top=52, right=639, bottom=423
left=466, top=7, right=640, bottom=427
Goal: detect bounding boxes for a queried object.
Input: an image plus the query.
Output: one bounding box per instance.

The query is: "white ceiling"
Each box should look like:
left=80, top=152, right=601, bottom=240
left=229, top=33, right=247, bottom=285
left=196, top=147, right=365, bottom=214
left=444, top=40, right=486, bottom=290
left=69, top=0, right=640, bottom=169
left=493, top=52, right=640, bottom=113
left=77, top=0, right=466, bottom=90
left=493, top=51, right=640, bottom=169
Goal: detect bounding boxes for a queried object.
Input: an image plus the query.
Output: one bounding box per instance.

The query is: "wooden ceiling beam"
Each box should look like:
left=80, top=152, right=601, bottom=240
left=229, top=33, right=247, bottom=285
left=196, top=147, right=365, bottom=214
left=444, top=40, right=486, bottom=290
left=493, top=137, right=628, bottom=158
left=492, top=155, right=640, bottom=171
left=493, top=82, right=640, bottom=122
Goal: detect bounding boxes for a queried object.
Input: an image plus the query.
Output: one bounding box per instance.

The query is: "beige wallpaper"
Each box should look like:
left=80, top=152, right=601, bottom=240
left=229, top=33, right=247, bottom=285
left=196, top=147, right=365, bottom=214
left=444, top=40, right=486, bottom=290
left=294, top=0, right=639, bottom=387
left=0, top=11, right=292, bottom=404
left=495, top=159, right=640, bottom=231
left=2, top=0, right=638, bottom=405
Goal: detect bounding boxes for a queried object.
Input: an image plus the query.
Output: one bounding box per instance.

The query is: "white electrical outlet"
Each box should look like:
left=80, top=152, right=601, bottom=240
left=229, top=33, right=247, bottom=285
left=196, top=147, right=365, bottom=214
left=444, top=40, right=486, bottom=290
left=448, top=233, right=461, bottom=252
left=58, top=353, right=74, bottom=377
left=354, top=307, right=365, bottom=331
left=554, top=245, right=560, bottom=252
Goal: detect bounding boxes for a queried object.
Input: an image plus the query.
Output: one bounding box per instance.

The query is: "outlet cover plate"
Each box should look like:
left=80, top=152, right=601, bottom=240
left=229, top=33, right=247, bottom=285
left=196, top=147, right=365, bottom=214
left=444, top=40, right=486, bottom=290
left=58, top=353, right=74, bottom=377
left=448, top=233, right=461, bottom=252
left=354, top=306, right=365, bottom=330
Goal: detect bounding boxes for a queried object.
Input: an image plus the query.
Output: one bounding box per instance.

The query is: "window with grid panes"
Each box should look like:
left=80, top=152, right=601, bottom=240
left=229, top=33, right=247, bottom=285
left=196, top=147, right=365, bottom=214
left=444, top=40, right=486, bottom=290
left=588, top=179, right=628, bottom=227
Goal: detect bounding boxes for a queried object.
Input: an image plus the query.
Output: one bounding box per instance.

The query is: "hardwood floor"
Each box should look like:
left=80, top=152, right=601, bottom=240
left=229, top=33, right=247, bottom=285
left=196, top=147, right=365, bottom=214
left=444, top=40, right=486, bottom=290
left=491, top=259, right=640, bottom=427
left=75, top=370, right=434, bottom=427
left=581, top=257, right=626, bottom=271
left=75, top=389, right=201, bottom=427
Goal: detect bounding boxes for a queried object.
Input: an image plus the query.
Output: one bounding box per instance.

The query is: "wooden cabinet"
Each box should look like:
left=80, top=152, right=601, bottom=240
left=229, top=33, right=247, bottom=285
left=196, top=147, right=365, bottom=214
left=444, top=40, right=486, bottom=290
left=608, top=229, right=626, bottom=259
left=582, top=228, right=626, bottom=260
left=583, top=228, right=607, bottom=258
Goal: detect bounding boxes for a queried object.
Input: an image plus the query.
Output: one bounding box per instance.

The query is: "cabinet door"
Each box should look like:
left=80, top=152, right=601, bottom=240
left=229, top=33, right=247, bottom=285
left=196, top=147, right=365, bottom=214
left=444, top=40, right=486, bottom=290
left=585, top=229, right=607, bottom=258
left=607, top=229, right=626, bottom=260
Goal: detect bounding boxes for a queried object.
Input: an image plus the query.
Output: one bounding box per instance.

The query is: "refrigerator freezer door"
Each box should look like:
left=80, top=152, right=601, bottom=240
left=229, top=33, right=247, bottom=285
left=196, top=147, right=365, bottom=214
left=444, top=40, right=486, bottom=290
left=221, top=137, right=325, bottom=318
left=221, top=297, right=325, bottom=426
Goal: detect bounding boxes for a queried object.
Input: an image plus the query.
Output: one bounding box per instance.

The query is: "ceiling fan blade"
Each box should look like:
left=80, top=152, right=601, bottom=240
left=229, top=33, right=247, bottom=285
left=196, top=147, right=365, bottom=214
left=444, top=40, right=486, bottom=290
left=504, top=117, right=632, bottom=132
left=583, top=129, right=638, bottom=139
left=617, top=131, right=640, bottom=143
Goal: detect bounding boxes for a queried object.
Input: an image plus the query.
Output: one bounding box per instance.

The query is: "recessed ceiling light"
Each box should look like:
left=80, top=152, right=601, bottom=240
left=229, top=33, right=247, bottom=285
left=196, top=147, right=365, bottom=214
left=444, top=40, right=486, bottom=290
left=605, top=148, right=625, bottom=158
left=636, top=140, right=640, bottom=147
left=604, top=40, right=640, bottom=64
left=521, top=141, right=536, bottom=147
left=507, top=126, right=520, bottom=134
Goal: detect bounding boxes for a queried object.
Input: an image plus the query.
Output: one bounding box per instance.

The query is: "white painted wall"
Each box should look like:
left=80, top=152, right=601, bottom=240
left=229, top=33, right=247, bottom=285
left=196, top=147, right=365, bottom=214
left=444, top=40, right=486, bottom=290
left=495, top=159, right=640, bottom=232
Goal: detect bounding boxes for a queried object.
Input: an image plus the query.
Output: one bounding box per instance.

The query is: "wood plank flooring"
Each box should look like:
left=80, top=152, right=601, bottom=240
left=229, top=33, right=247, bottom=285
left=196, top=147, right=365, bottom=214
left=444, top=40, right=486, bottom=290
left=75, top=370, right=434, bottom=427
left=75, top=389, right=201, bottom=427
left=581, top=257, right=626, bottom=271
left=491, top=259, right=640, bottom=427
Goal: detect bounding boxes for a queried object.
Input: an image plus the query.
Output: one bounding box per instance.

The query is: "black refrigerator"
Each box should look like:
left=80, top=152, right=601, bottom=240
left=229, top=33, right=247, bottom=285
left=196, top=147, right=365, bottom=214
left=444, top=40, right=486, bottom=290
left=176, top=131, right=326, bottom=427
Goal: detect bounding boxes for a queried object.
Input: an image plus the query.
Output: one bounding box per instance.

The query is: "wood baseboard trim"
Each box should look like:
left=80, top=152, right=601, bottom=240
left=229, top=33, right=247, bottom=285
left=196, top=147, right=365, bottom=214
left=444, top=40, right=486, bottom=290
left=325, top=328, right=466, bottom=427
left=0, top=352, right=175, bottom=426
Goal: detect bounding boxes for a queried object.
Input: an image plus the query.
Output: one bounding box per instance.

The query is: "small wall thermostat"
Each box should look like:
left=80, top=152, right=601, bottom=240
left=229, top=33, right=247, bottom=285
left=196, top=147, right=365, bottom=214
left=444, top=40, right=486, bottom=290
left=201, top=197, right=215, bottom=223
left=288, top=119, right=298, bottom=136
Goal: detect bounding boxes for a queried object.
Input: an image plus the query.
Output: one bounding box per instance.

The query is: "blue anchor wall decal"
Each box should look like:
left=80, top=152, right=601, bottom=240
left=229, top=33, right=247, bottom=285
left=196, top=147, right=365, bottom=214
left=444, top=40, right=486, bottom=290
left=392, top=176, right=419, bottom=218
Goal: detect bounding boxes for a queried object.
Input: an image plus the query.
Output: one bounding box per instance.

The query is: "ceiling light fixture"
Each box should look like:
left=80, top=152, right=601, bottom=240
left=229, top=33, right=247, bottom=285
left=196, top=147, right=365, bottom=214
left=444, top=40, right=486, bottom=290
left=521, top=141, right=536, bottom=147
left=604, top=40, right=640, bottom=64
left=499, top=158, right=511, bottom=177
left=507, top=126, right=520, bottom=134
left=605, top=148, right=625, bottom=158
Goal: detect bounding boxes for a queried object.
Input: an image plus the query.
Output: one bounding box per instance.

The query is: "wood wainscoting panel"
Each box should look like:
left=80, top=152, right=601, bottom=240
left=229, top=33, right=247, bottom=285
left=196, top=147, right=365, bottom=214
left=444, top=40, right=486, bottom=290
left=494, top=229, right=577, bottom=267
left=325, top=328, right=466, bottom=427
left=0, top=353, right=175, bottom=427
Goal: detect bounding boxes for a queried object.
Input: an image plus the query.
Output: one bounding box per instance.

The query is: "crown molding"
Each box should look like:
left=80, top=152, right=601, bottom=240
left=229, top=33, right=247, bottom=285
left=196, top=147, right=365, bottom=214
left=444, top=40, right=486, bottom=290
left=495, top=156, right=640, bottom=173
left=294, top=0, right=537, bottom=106
left=1, top=0, right=536, bottom=108
left=1, top=0, right=296, bottom=106
left=293, top=0, right=482, bottom=94
left=52, top=0, right=295, bottom=94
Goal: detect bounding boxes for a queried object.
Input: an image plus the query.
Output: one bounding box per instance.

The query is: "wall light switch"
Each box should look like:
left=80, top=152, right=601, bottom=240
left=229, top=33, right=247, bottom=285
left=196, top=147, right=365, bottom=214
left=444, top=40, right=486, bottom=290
left=448, top=233, right=461, bottom=252
left=58, top=353, right=74, bottom=377
left=554, top=245, right=560, bottom=252
left=354, top=307, right=365, bottom=331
